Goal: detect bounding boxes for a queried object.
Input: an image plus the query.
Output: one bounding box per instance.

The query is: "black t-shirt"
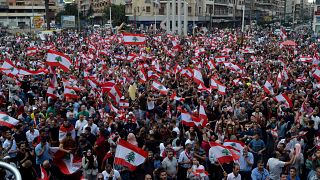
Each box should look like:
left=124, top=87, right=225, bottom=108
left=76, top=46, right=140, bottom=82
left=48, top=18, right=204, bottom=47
left=14, top=132, right=27, bottom=144
left=49, top=126, right=59, bottom=142
left=138, top=95, right=147, bottom=111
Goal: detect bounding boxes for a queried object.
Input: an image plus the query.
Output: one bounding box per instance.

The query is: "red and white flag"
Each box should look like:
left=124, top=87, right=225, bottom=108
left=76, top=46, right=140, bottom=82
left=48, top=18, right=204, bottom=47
left=122, top=32, right=146, bottom=45
left=193, top=68, right=204, bottom=84
left=199, top=104, right=208, bottom=127
left=275, top=93, right=293, bottom=108
left=180, top=68, right=193, bottom=78
left=108, top=85, right=122, bottom=103
left=209, top=142, right=239, bottom=164
left=119, top=100, right=130, bottom=108
left=0, top=112, right=19, bottom=128
left=138, top=69, right=147, bottom=83
left=109, top=103, right=119, bottom=114
left=223, top=140, right=245, bottom=154
left=300, top=95, right=309, bottom=113
left=180, top=110, right=200, bottom=127
left=127, top=53, right=137, bottom=62
left=46, top=85, right=58, bottom=99
left=151, top=81, right=169, bottom=95
left=223, top=62, right=244, bottom=74
left=64, top=86, right=79, bottom=99
left=46, top=50, right=72, bottom=72
left=206, top=60, right=216, bottom=70
left=263, top=80, right=274, bottom=95
left=313, top=68, right=320, bottom=81
left=210, top=78, right=226, bottom=95
left=280, top=28, right=287, bottom=40
left=170, top=92, right=185, bottom=102
left=299, top=56, right=313, bottom=63
left=50, top=147, right=81, bottom=175
left=114, top=139, right=148, bottom=170
left=39, top=166, right=49, bottom=180
left=26, top=47, right=37, bottom=56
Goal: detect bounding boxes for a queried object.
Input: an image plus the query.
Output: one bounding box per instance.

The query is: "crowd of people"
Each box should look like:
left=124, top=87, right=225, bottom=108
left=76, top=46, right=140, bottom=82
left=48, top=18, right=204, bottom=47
left=0, top=26, right=319, bottom=180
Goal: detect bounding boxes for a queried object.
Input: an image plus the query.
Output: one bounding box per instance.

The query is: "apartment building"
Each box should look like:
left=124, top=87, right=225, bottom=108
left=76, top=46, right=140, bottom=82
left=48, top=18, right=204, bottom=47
left=0, top=0, right=58, bottom=28
left=124, top=0, right=282, bottom=33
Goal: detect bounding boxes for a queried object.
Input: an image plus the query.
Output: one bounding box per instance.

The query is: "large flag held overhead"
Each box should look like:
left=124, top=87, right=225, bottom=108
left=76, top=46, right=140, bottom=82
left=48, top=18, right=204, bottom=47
left=223, top=140, right=245, bottom=155
left=275, top=93, right=293, bottom=108
left=263, top=80, right=274, bottom=95
left=0, top=112, right=19, bottom=128
left=209, top=142, right=239, bottom=164
left=122, top=32, right=146, bottom=45
left=46, top=50, right=72, bottom=72
left=151, top=81, right=169, bottom=95
left=50, top=147, right=82, bottom=175
left=114, top=139, right=148, bottom=170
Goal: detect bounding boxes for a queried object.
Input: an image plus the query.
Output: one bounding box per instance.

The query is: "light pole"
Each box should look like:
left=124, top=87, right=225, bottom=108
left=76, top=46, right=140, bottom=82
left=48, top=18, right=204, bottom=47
left=242, top=4, right=245, bottom=32
left=183, top=0, right=188, bottom=36
left=78, top=0, right=80, bottom=32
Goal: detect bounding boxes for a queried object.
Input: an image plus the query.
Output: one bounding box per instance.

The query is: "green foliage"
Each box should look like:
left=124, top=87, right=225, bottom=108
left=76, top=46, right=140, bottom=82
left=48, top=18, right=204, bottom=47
left=104, top=4, right=127, bottom=26
left=55, top=3, right=80, bottom=25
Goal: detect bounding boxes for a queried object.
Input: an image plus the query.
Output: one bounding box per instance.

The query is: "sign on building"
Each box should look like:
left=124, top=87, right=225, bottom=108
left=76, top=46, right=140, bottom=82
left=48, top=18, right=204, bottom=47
left=61, top=16, right=76, bottom=28
left=63, top=0, right=75, bottom=3
left=31, top=16, right=45, bottom=29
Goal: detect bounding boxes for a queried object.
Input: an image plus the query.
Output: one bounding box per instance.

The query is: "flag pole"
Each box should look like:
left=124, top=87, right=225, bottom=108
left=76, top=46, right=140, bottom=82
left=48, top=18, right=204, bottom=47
left=217, top=160, right=225, bottom=172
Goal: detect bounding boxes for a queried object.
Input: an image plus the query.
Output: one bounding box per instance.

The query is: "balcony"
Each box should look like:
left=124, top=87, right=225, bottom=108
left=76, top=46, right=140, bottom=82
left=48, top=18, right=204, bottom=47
left=214, top=0, right=234, bottom=7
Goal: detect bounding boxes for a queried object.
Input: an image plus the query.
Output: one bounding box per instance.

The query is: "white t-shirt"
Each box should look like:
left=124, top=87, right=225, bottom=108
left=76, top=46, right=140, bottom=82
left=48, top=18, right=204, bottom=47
left=26, top=129, right=39, bottom=143
left=102, top=169, right=121, bottom=180
left=3, top=139, right=17, bottom=157
left=83, top=123, right=99, bottom=136
left=227, top=172, right=241, bottom=180
left=267, top=157, right=285, bottom=180
left=75, top=119, right=88, bottom=136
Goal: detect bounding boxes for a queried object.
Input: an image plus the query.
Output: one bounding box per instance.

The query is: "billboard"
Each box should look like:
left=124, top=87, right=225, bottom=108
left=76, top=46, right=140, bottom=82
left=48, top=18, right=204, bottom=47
left=31, top=16, right=45, bottom=29
left=61, top=16, right=76, bottom=28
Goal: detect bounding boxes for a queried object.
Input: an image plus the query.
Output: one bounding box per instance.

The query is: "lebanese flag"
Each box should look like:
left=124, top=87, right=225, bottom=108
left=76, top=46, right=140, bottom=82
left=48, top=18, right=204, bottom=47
left=223, top=62, right=244, bottom=74
left=313, top=68, right=320, bottom=80
left=170, top=92, right=185, bottom=102
left=108, top=85, right=122, bottom=103
left=151, top=81, right=169, bottom=95
left=299, top=56, right=313, bottom=63
left=223, top=140, right=245, bottom=154
left=119, top=100, right=129, bottom=108
left=215, top=56, right=227, bottom=63
left=39, top=166, right=49, bottom=180
left=232, top=78, right=242, bottom=86
left=206, top=60, right=216, bottom=70
left=0, top=112, right=19, bottom=128
left=109, top=103, right=119, bottom=114
left=209, top=142, right=239, bottom=164
left=114, top=139, right=148, bottom=170
left=122, top=32, right=146, bottom=45
left=46, top=50, right=72, bottom=72
left=64, top=86, right=80, bottom=99
left=300, top=95, right=308, bottom=113
left=46, top=85, right=58, bottom=99
left=180, top=68, right=193, bottom=78
left=88, top=43, right=96, bottom=52
left=199, top=104, right=208, bottom=127
left=26, top=47, right=37, bottom=56
left=210, top=78, right=226, bottom=95
left=180, top=110, right=200, bottom=127
left=263, top=80, right=274, bottom=95
left=280, top=28, right=287, bottom=40
left=193, top=68, right=204, bottom=84
left=1, top=59, right=19, bottom=76
left=138, top=69, right=147, bottom=83
left=127, top=53, right=137, bottom=62
left=50, top=147, right=81, bottom=175
left=274, top=93, right=293, bottom=108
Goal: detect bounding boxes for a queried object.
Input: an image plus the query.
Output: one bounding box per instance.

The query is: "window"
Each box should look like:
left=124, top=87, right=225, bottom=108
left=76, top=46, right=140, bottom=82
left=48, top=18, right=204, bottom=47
left=146, top=6, right=150, bottom=12
left=188, top=7, right=191, bottom=15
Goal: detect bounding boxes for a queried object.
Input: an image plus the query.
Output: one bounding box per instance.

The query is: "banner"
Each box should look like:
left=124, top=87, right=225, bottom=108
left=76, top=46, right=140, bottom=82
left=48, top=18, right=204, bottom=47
left=31, top=16, right=45, bottom=29
left=61, top=16, right=75, bottom=28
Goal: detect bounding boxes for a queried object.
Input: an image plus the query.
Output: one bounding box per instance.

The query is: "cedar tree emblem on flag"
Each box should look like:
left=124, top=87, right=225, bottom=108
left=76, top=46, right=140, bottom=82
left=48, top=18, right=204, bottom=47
left=126, top=152, right=136, bottom=163
left=158, top=86, right=163, bottom=89
left=221, top=149, right=230, bottom=156
left=132, top=37, right=138, bottom=42
left=55, top=56, right=62, bottom=62
left=230, top=143, right=236, bottom=147
left=2, top=116, right=9, bottom=122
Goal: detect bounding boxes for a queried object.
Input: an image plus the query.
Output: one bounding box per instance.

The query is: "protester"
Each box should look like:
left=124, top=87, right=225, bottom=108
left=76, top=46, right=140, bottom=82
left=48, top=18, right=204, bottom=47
left=0, top=26, right=319, bottom=180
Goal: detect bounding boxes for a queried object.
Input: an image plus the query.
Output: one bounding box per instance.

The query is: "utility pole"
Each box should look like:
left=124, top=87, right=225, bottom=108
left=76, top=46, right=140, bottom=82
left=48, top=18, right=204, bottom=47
left=283, top=0, right=286, bottom=24
left=78, top=0, right=80, bottom=32
left=44, top=0, right=50, bottom=30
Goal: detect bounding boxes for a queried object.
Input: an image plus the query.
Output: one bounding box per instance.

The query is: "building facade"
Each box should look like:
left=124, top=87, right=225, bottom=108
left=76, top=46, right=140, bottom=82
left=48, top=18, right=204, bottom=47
left=124, top=0, right=283, bottom=33
left=0, top=0, right=58, bottom=28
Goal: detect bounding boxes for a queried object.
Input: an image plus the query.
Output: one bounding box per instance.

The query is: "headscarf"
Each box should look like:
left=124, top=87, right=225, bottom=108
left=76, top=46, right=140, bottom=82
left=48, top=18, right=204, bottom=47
left=127, top=133, right=138, bottom=146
